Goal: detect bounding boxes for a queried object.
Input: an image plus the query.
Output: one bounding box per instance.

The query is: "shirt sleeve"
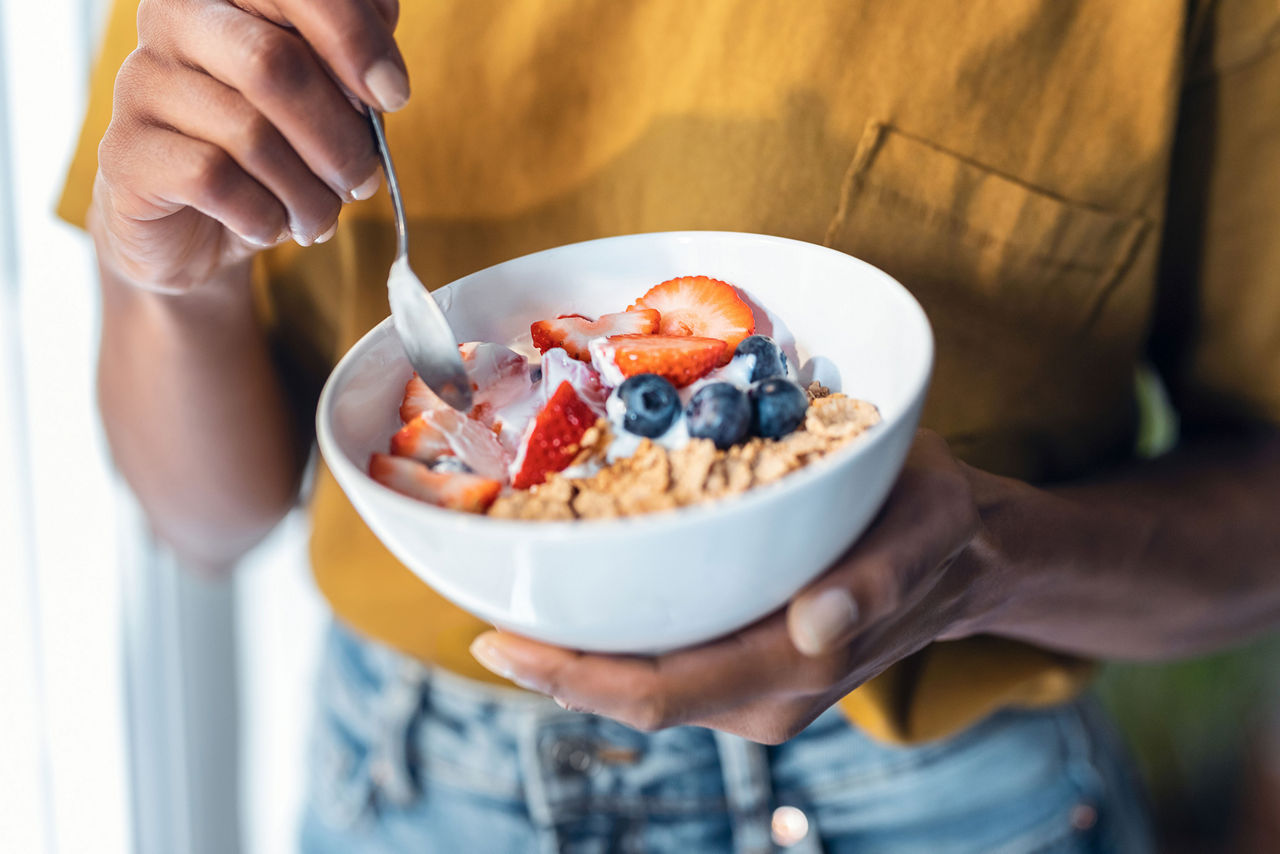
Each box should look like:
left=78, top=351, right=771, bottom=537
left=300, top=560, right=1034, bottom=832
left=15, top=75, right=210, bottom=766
left=1151, top=0, right=1280, bottom=429
left=57, top=0, right=142, bottom=229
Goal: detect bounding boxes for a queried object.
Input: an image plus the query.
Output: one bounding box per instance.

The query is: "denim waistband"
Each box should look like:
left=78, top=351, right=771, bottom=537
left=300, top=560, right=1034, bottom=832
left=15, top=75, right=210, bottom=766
left=307, top=623, right=1152, bottom=854
left=312, top=623, right=804, bottom=853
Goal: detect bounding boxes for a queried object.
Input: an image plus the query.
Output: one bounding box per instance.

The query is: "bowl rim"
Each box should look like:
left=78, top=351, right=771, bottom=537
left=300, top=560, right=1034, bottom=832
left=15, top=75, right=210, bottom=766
left=316, top=230, right=934, bottom=538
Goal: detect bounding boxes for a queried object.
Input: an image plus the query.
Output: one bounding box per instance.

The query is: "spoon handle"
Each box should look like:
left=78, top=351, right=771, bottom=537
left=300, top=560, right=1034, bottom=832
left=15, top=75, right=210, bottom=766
left=368, top=110, right=408, bottom=259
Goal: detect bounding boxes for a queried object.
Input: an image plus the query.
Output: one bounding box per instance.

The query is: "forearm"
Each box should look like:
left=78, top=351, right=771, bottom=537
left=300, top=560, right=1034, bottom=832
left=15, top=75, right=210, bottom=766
left=963, top=427, right=1280, bottom=660
left=94, top=215, right=306, bottom=569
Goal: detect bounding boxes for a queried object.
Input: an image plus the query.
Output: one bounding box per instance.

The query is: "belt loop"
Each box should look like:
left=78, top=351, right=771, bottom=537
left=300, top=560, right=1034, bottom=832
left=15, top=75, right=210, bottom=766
left=713, top=731, right=776, bottom=854
left=515, top=711, right=566, bottom=854
left=366, top=657, right=428, bottom=807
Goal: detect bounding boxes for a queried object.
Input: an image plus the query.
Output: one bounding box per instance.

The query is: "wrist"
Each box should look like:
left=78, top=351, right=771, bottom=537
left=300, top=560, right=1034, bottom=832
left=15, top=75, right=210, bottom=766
left=936, top=464, right=1047, bottom=641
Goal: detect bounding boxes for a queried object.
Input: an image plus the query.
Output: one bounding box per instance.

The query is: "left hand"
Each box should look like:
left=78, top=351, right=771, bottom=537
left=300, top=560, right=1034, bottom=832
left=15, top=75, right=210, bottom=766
left=470, top=430, right=989, bottom=744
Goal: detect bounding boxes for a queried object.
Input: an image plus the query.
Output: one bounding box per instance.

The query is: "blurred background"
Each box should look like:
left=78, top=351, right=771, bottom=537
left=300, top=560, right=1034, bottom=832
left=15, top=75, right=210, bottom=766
left=1, top=2, right=1277, bottom=852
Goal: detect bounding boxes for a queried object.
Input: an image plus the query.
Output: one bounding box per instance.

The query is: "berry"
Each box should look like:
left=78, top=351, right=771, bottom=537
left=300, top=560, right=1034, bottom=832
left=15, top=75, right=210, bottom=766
left=429, top=456, right=474, bottom=475
left=541, top=347, right=609, bottom=415
left=629, top=276, right=755, bottom=361
left=734, top=335, right=788, bottom=382
left=509, top=381, right=598, bottom=489
left=749, top=378, right=809, bottom=439
left=591, top=334, right=726, bottom=388
left=400, top=374, right=441, bottom=424
left=530, top=309, right=661, bottom=361
left=415, top=404, right=511, bottom=481
left=368, top=454, right=500, bottom=512
left=616, top=374, right=680, bottom=438
left=390, top=413, right=452, bottom=462
left=459, top=342, right=530, bottom=414
left=685, top=382, right=751, bottom=449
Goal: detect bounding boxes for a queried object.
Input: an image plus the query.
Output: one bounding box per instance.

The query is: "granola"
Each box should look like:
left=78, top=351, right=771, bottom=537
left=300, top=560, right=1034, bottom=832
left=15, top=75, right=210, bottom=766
left=487, top=393, right=880, bottom=520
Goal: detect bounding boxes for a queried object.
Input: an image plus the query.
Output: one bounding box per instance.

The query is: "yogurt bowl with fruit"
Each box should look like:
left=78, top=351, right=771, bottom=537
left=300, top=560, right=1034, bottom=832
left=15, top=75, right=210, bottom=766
left=316, top=231, right=932, bottom=653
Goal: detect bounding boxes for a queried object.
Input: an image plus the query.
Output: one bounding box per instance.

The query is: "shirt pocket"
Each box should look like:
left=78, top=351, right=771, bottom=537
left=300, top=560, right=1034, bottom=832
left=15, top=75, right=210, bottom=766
left=823, top=121, right=1150, bottom=339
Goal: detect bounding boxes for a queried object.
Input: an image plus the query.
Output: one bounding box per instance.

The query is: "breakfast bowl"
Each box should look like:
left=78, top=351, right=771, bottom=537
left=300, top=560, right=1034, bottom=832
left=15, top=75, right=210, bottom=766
left=316, top=231, right=932, bottom=653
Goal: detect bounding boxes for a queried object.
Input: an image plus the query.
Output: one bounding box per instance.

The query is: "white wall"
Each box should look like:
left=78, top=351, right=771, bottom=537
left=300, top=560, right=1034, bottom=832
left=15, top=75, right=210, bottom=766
left=0, top=1, right=327, bottom=851
left=0, top=0, right=128, bottom=852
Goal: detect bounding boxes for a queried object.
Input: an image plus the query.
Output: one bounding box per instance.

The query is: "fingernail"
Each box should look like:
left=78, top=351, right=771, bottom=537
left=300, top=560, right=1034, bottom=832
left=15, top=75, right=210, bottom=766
left=271, top=227, right=291, bottom=245
left=242, top=232, right=277, bottom=248
left=348, top=172, right=381, bottom=202
left=292, top=227, right=314, bottom=248
left=314, top=220, right=339, bottom=244
left=365, top=59, right=409, bottom=112
left=470, top=636, right=516, bottom=681
left=790, top=589, right=858, bottom=656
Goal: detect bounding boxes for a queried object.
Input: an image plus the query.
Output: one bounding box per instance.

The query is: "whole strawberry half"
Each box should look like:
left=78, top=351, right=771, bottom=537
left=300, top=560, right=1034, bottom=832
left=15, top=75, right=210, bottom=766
left=629, top=276, right=755, bottom=362
left=530, top=309, right=661, bottom=361
left=368, top=453, right=501, bottom=512
left=591, top=334, right=727, bottom=388
left=509, top=380, right=597, bottom=489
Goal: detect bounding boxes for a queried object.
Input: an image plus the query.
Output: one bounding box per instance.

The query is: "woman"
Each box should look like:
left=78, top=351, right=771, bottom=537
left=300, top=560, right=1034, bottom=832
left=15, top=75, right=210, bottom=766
left=63, top=1, right=1280, bottom=850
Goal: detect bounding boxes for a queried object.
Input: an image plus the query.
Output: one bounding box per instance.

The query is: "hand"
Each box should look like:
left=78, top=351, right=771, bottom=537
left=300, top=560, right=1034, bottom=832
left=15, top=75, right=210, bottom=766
left=91, top=0, right=406, bottom=292
left=470, top=430, right=990, bottom=744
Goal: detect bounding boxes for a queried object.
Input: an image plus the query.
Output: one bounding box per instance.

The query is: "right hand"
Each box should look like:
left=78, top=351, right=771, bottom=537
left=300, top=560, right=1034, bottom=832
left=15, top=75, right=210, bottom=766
left=92, top=0, right=407, bottom=292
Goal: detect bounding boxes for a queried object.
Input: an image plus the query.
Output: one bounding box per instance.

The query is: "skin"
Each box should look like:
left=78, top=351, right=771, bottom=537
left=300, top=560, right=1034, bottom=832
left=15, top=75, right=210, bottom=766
left=94, top=2, right=1280, bottom=742
left=93, top=0, right=405, bottom=566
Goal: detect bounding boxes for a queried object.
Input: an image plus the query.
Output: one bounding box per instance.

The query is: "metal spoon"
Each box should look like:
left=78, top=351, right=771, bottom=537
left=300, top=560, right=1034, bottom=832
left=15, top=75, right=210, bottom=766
left=368, top=110, right=473, bottom=412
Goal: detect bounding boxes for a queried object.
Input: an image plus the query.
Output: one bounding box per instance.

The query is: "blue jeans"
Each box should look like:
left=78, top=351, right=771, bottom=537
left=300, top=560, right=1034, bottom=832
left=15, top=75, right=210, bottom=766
left=301, top=624, right=1153, bottom=853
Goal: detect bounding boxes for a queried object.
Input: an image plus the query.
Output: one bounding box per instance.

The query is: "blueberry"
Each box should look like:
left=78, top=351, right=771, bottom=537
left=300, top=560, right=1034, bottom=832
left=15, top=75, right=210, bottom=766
left=430, top=455, right=473, bottom=474
left=734, top=335, right=788, bottom=382
left=750, top=378, right=809, bottom=439
left=685, top=382, right=751, bottom=449
left=617, top=373, right=680, bottom=438
left=529, top=365, right=543, bottom=384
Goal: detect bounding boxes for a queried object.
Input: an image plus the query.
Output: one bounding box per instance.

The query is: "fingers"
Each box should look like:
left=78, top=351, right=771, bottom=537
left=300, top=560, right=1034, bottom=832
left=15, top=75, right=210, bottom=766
left=143, top=3, right=381, bottom=202
left=471, top=613, right=853, bottom=733
left=240, top=0, right=409, bottom=112
left=98, top=121, right=289, bottom=287
left=121, top=52, right=345, bottom=246
left=786, top=430, right=979, bottom=656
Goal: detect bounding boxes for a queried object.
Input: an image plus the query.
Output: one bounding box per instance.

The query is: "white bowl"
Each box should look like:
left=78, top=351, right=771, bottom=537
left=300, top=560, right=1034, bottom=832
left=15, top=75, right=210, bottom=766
left=316, top=232, right=932, bottom=653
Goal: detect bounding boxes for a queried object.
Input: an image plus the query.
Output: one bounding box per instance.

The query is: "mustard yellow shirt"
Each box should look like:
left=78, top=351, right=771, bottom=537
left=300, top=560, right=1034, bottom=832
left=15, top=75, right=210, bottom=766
left=63, top=0, right=1280, bottom=743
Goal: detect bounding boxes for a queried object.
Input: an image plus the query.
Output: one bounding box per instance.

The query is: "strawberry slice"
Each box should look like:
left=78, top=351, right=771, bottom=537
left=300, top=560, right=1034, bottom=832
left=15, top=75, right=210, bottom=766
left=530, top=309, right=661, bottom=361
left=400, top=374, right=440, bottom=424
left=629, top=276, right=755, bottom=361
left=420, top=406, right=511, bottom=481
left=589, top=334, right=727, bottom=388
left=509, top=381, right=597, bottom=489
left=368, top=454, right=501, bottom=512
left=390, top=414, right=453, bottom=462
left=541, top=347, right=609, bottom=415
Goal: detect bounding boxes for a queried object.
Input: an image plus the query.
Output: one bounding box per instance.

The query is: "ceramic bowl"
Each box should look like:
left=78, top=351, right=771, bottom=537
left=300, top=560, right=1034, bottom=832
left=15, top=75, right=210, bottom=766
left=316, top=231, right=932, bottom=653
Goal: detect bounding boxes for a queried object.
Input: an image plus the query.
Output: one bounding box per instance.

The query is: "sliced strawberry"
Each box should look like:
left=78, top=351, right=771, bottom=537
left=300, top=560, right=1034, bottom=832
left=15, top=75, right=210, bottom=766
left=460, top=342, right=531, bottom=415
left=390, top=414, right=453, bottom=462
left=629, top=276, right=755, bottom=361
left=541, top=347, right=609, bottom=415
left=509, top=381, right=597, bottom=489
left=530, top=309, right=661, bottom=361
left=420, top=405, right=511, bottom=481
left=590, top=334, right=726, bottom=388
left=368, top=454, right=501, bottom=512
left=400, top=374, right=441, bottom=424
